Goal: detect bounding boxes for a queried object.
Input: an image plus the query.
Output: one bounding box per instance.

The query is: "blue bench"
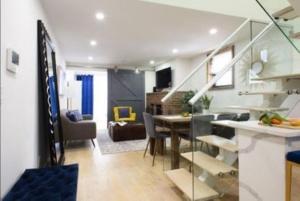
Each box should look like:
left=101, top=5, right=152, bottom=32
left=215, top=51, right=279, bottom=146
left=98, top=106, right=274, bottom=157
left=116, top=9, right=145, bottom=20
left=286, top=151, right=300, bottom=201
left=3, top=164, right=78, bottom=201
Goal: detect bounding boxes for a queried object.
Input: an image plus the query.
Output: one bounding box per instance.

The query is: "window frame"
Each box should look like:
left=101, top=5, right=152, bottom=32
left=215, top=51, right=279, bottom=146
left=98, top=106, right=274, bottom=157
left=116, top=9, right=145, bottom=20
left=206, top=45, right=235, bottom=90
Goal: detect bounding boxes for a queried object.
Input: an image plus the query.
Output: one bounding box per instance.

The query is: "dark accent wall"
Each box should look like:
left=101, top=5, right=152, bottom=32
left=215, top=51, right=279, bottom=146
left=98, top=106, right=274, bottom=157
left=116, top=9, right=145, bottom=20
left=108, top=69, right=145, bottom=122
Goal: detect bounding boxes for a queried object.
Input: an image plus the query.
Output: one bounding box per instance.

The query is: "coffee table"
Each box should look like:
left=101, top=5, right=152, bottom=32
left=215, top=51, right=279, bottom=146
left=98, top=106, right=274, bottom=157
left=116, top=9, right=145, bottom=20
left=108, top=122, right=146, bottom=142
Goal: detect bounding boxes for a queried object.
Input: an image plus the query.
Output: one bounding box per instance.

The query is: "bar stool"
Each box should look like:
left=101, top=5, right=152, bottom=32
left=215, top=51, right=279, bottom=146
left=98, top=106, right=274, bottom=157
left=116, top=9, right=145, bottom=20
left=286, top=150, right=300, bottom=201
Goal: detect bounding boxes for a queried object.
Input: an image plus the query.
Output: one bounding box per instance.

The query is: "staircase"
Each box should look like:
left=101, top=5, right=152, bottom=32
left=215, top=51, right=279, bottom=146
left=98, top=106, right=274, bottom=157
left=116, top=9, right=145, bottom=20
left=256, top=0, right=300, bottom=52
left=166, top=135, right=238, bottom=200
left=163, top=0, right=300, bottom=200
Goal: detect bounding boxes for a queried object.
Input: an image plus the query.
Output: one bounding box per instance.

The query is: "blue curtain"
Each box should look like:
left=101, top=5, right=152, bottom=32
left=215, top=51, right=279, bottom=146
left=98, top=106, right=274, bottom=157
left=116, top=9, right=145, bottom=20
left=76, top=75, right=94, bottom=115
left=49, top=76, right=58, bottom=121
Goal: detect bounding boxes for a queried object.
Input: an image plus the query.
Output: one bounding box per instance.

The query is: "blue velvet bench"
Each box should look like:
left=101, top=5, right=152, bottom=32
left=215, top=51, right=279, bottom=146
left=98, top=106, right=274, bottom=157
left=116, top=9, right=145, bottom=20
left=286, top=151, right=300, bottom=201
left=3, top=164, right=78, bottom=201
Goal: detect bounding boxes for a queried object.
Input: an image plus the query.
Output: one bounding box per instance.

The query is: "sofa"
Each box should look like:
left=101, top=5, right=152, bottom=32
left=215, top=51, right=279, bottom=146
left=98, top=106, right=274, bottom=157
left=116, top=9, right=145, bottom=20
left=60, top=109, right=96, bottom=146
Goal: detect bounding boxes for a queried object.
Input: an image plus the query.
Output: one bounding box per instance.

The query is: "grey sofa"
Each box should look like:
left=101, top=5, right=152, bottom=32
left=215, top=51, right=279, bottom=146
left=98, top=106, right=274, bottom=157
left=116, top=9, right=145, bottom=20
left=60, top=109, right=96, bottom=147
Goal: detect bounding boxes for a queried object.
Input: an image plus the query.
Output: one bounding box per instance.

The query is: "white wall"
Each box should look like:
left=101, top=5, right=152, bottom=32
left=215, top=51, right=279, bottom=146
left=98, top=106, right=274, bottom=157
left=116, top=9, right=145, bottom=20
left=1, top=0, right=65, bottom=197
left=156, top=58, right=193, bottom=91
left=145, top=70, right=156, bottom=93
left=142, top=0, right=281, bottom=21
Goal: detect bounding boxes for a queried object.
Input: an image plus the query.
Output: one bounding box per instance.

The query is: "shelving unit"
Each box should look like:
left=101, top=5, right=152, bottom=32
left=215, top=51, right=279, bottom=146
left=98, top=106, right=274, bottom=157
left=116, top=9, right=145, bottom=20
left=251, top=73, right=300, bottom=81
left=238, top=91, right=287, bottom=96
left=226, top=105, right=289, bottom=112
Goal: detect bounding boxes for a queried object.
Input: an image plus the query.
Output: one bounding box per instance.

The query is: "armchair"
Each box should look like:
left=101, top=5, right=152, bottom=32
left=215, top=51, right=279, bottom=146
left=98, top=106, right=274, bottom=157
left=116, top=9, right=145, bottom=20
left=113, top=106, right=136, bottom=122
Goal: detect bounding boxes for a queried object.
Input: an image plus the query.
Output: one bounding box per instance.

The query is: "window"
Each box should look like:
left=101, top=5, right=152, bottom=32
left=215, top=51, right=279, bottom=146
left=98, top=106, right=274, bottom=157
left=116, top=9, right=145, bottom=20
left=207, top=46, right=234, bottom=89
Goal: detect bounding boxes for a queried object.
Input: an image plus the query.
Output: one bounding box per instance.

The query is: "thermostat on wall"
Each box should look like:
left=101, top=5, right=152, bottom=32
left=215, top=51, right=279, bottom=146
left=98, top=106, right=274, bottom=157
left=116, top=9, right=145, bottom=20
left=7, top=48, right=19, bottom=73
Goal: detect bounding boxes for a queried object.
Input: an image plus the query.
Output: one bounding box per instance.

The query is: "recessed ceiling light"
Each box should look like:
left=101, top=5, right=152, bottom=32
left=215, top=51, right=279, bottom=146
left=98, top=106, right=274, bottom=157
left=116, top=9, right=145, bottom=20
left=95, top=12, right=105, bottom=20
left=88, top=56, right=93, bottom=61
left=90, top=40, right=97, bottom=46
left=209, top=28, right=218, bottom=35
left=172, top=48, right=179, bottom=54
left=135, top=67, right=140, bottom=74
left=150, top=60, right=155, bottom=65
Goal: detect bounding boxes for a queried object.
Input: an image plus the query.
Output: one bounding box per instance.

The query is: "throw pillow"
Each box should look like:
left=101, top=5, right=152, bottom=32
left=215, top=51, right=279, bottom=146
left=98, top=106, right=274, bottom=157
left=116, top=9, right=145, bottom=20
left=73, top=110, right=83, bottom=121
left=66, top=111, right=76, bottom=122
left=66, top=110, right=83, bottom=122
left=119, top=108, right=130, bottom=118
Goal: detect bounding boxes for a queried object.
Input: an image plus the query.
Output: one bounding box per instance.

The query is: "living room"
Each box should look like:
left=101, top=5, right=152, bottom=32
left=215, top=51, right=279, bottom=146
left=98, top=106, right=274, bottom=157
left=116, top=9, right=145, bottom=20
left=2, top=0, right=300, bottom=201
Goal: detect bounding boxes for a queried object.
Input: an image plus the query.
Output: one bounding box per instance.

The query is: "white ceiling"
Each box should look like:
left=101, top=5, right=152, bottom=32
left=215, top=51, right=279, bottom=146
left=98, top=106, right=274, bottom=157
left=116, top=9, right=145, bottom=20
left=41, top=0, right=245, bottom=68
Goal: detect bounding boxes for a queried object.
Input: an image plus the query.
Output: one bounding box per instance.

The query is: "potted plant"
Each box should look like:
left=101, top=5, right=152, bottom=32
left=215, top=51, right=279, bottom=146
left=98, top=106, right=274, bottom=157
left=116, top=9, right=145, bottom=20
left=181, top=91, right=196, bottom=116
left=200, top=94, right=213, bottom=114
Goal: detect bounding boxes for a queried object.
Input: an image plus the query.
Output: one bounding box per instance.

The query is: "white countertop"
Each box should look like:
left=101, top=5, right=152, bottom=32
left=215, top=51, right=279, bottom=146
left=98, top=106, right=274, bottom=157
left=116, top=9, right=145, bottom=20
left=212, top=120, right=300, bottom=138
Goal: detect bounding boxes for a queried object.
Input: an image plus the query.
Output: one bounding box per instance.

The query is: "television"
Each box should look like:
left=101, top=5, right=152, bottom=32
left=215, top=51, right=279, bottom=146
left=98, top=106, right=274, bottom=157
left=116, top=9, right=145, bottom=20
left=156, top=67, right=172, bottom=89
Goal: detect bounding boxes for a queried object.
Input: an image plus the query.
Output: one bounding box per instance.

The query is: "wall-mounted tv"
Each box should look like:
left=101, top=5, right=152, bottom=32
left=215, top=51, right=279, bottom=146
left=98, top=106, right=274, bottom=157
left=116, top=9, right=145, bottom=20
left=156, top=67, right=172, bottom=89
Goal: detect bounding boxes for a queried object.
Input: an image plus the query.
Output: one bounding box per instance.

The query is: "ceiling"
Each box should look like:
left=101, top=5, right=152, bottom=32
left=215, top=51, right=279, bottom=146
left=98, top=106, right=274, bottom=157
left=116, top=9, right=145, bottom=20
left=41, top=0, right=245, bottom=69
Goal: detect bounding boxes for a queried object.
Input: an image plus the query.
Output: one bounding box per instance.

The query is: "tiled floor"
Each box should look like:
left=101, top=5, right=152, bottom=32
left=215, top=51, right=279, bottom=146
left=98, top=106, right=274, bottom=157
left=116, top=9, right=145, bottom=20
left=65, top=141, right=300, bottom=201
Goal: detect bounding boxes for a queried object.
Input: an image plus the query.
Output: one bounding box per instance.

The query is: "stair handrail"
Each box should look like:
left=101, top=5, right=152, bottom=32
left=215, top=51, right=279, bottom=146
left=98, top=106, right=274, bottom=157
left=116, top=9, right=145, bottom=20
left=189, top=22, right=274, bottom=105
left=161, top=18, right=251, bottom=103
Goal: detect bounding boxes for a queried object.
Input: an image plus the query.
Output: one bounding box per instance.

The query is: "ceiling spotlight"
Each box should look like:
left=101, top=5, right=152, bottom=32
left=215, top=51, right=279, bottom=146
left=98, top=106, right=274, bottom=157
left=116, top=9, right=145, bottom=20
left=172, top=48, right=179, bottom=54
left=135, top=67, right=140, bottom=74
left=88, top=56, right=93, bottom=61
left=209, top=28, right=218, bottom=35
left=150, top=60, right=155, bottom=65
left=90, top=40, right=97, bottom=46
left=95, top=12, right=105, bottom=20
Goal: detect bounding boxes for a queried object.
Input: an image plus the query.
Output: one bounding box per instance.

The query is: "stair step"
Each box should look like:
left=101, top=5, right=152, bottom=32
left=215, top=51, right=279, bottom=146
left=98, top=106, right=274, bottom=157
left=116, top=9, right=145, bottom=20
left=181, top=152, right=237, bottom=176
left=272, top=6, right=299, bottom=20
left=166, top=168, right=219, bottom=201
left=196, top=135, right=238, bottom=153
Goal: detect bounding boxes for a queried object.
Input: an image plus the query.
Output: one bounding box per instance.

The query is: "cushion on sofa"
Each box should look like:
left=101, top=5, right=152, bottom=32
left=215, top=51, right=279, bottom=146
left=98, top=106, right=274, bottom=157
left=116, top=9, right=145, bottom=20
left=119, top=108, right=130, bottom=118
left=66, top=110, right=83, bottom=122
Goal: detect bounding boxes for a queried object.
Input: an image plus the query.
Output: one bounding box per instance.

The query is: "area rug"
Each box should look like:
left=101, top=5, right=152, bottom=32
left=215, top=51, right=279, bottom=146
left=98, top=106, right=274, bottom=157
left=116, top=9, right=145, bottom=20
left=97, top=130, right=148, bottom=155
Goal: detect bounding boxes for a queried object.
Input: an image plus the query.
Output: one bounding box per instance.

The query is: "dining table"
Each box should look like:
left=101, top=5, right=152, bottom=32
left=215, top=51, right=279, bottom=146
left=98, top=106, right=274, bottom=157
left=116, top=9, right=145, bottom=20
left=153, top=115, right=191, bottom=169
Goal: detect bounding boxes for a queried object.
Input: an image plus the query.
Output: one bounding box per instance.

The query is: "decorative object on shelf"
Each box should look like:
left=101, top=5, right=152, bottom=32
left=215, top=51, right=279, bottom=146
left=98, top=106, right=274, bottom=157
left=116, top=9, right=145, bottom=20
left=200, top=94, right=213, bottom=114
left=181, top=90, right=195, bottom=115
left=251, top=60, right=264, bottom=75
left=38, top=20, right=64, bottom=165
left=238, top=89, right=300, bottom=96
left=251, top=73, right=300, bottom=81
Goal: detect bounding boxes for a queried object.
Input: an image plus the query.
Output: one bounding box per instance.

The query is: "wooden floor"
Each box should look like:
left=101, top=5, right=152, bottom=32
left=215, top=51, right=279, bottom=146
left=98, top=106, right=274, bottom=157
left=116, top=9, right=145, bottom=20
left=65, top=141, right=300, bottom=201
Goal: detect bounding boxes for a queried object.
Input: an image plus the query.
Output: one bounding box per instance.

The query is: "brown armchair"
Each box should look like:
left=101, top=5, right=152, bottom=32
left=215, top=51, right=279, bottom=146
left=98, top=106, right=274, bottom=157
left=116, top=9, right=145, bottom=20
left=60, top=110, right=96, bottom=147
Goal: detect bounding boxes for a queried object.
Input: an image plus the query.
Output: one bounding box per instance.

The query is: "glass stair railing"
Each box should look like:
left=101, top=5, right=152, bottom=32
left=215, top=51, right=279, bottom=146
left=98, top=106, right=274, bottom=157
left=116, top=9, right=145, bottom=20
left=256, top=0, right=300, bottom=53
left=162, top=16, right=299, bottom=200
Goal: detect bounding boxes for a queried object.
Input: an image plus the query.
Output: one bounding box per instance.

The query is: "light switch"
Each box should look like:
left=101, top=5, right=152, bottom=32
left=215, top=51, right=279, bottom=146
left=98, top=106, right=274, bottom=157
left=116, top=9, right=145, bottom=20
left=6, top=48, right=19, bottom=73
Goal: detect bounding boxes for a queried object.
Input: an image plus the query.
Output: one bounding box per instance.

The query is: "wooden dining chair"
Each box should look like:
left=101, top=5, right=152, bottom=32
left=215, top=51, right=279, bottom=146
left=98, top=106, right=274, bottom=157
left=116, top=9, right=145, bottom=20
left=143, top=112, right=170, bottom=166
left=286, top=150, right=300, bottom=201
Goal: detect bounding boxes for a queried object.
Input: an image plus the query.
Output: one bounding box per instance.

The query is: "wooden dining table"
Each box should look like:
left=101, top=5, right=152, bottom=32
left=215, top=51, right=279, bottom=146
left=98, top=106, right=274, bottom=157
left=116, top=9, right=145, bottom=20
left=153, top=115, right=191, bottom=169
